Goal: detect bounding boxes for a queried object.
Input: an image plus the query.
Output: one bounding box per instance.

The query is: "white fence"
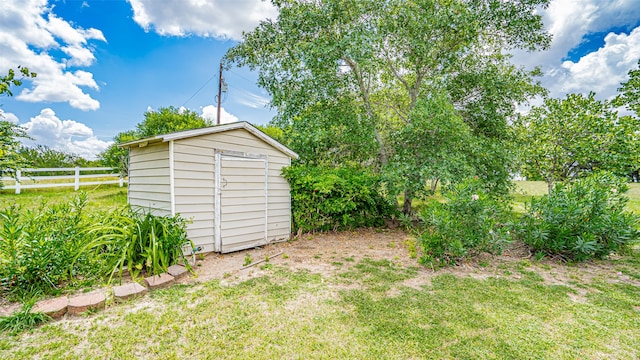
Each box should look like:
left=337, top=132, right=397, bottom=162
left=1, top=167, right=127, bottom=194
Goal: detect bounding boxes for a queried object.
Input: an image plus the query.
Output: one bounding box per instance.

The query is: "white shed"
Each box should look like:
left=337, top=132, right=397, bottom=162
left=119, top=122, right=298, bottom=254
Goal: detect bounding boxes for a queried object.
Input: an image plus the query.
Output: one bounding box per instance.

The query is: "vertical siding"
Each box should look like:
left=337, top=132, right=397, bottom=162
left=172, top=143, right=216, bottom=253
left=177, top=129, right=292, bottom=247
left=219, top=156, right=266, bottom=253
left=128, top=143, right=171, bottom=216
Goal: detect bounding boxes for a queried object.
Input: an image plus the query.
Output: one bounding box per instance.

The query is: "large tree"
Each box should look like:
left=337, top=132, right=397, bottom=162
left=226, top=0, right=550, bottom=212
left=516, top=92, right=640, bottom=191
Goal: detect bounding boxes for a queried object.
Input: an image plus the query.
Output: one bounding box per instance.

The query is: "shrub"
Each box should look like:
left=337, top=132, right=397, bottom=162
left=0, top=194, right=192, bottom=300
left=282, top=165, right=397, bottom=232
left=81, top=208, right=192, bottom=282
left=517, top=172, right=640, bottom=261
left=0, top=194, right=98, bottom=300
left=418, top=178, right=512, bottom=267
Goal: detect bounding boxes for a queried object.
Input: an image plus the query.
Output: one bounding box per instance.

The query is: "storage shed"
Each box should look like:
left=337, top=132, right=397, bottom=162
left=119, top=122, right=298, bottom=254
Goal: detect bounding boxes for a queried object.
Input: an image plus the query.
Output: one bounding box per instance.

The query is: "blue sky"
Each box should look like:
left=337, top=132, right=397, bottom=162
left=1, top=0, right=639, bottom=159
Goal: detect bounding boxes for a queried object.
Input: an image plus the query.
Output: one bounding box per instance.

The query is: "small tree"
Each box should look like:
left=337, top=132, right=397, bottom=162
left=1, top=67, right=36, bottom=185
left=384, top=94, right=475, bottom=214
left=516, top=92, right=640, bottom=191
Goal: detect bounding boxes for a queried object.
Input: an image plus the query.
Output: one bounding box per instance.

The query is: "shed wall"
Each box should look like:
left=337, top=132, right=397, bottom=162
left=128, top=142, right=171, bottom=216
left=172, top=143, right=216, bottom=253
left=177, top=129, right=292, bottom=246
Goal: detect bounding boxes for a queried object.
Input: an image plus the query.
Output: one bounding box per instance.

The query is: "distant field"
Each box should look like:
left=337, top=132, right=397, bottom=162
left=1, top=181, right=639, bottom=215
left=0, top=184, right=127, bottom=210
left=513, top=181, right=640, bottom=214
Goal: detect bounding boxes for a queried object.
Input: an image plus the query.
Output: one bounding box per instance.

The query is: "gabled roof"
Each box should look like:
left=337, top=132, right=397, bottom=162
left=118, top=121, right=299, bottom=159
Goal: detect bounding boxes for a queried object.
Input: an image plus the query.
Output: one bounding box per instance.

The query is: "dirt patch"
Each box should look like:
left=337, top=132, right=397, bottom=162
left=187, top=228, right=414, bottom=284
left=181, top=228, right=640, bottom=296
left=3, top=228, right=638, bottom=317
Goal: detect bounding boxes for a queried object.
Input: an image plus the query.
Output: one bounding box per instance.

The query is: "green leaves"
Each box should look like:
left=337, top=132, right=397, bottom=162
left=517, top=172, right=640, bottom=261
left=0, top=194, right=191, bottom=301
left=418, top=177, right=513, bottom=267
left=0, top=121, right=31, bottom=187
left=0, top=66, right=36, bottom=97
left=226, top=0, right=550, bottom=211
left=283, top=165, right=396, bottom=232
left=516, top=93, right=640, bottom=188
left=81, top=208, right=192, bottom=282
left=615, top=59, right=640, bottom=117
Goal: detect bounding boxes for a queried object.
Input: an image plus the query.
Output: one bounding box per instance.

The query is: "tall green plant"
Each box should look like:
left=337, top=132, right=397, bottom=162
left=419, top=178, right=512, bottom=267
left=0, top=193, right=96, bottom=300
left=80, top=208, right=192, bottom=282
left=517, top=172, right=640, bottom=261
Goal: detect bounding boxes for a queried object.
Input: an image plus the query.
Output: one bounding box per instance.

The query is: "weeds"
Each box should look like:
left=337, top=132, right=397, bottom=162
left=0, top=302, right=50, bottom=335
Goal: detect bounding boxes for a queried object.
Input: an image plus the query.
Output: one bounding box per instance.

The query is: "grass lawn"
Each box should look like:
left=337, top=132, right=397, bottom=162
left=0, top=184, right=127, bottom=210
left=1, top=254, right=639, bottom=359
left=1, top=182, right=639, bottom=359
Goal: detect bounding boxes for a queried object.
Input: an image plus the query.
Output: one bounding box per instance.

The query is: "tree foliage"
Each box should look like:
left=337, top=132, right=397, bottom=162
left=226, top=0, right=551, bottom=212
left=135, top=106, right=211, bottom=138
left=0, top=66, right=36, bottom=97
left=615, top=59, right=640, bottom=117
left=1, top=67, right=37, bottom=185
left=99, top=106, right=212, bottom=174
left=385, top=94, right=474, bottom=213
left=516, top=92, right=640, bottom=190
left=18, top=145, right=98, bottom=169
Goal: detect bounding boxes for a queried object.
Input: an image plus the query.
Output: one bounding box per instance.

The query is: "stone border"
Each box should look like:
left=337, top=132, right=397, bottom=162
left=15, top=265, right=191, bottom=321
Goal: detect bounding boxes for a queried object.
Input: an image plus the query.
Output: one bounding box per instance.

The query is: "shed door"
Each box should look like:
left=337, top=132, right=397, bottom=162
left=216, top=155, right=267, bottom=253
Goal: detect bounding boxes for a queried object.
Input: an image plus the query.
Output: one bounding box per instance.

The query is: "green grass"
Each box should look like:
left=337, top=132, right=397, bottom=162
left=1, top=181, right=639, bottom=358
left=0, top=184, right=127, bottom=210
left=1, top=257, right=639, bottom=359
left=513, top=181, right=640, bottom=215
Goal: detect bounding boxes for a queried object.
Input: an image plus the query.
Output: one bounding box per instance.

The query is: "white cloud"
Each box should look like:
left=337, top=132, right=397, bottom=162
left=127, top=0, right=277, bottom=40
left=0, top=0, right=106, bottom=111
left=513, top=0, right=640, bottom=99
left=201, top=105, right=239, bottom=124
left=20, top=108, right=111, bottom=160
left=558, top=28, right=640, bottom=98
left=236, top=90, right=271, bottom=109
left=0, top=109, right=20, bottom=124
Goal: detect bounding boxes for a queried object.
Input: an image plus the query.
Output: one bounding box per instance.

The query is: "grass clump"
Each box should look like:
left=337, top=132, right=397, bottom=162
left=0, top=303, right=50, bottom=335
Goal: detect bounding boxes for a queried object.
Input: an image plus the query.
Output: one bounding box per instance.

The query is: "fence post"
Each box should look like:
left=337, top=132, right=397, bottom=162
left=15, top=169, right=21, bottom=194
left=119, top=174, right=124, bottom=187
left=74, top=166, right=80, bottom=191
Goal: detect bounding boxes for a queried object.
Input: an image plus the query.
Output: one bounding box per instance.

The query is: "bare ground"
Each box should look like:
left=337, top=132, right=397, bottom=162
left=181, top=228, right=640, bottom=302
left=2, top=228, right=638, bottom=317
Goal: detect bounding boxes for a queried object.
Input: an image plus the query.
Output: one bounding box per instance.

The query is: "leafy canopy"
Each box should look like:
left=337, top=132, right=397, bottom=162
left=226, top=0, right=551, bottom=211
left=516, top=92, right=640, bottom=189
left=615, top=59, right=640, bottom=117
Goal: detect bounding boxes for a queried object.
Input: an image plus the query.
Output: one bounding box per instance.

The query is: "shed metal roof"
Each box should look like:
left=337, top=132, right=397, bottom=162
left=118, top=121, right=299, bottom=159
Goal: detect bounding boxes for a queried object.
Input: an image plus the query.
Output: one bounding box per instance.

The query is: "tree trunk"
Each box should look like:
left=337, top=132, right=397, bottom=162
left=430, top=178, right=440, bottom=194
left=402, top=190, right=413, bottom=216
